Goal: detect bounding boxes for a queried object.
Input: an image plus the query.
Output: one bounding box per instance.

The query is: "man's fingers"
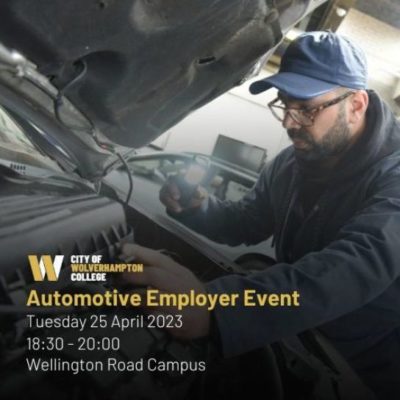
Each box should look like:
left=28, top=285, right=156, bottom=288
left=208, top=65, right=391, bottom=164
left=122, top=244, right=177, bottom=268
left=121, top=265, right=175, bottom=291
left=193, top=186, right=208, bottom=200
left=118, top=242, right=211, bottom=340
left=159, top=179, right=207, bottom=213
left=187, top=186, right=207, bottom=209
left=159, top=182, right=183, bottom=213
left=167, top=181, right=181, bottom=201
left=188, top=197, right=204, bottom=209
left=122, top=244, right=193, bottom=288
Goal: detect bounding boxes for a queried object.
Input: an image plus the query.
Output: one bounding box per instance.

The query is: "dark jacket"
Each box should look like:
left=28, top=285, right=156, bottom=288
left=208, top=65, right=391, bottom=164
left=175, top=92, right=400, bottom=398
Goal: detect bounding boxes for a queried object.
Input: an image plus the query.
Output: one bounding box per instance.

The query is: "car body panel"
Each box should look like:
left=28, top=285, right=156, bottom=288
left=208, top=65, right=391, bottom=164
left=0, top=0, right=326, bottom=148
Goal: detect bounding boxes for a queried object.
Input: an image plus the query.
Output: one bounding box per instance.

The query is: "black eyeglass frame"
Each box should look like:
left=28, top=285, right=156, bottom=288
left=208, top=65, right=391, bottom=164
left=268, top=91, right=356, bottom=127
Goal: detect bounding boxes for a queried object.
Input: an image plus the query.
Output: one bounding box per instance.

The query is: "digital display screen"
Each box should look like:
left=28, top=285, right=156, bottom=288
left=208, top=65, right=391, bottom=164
left=212, top=135, right=266, bottom=173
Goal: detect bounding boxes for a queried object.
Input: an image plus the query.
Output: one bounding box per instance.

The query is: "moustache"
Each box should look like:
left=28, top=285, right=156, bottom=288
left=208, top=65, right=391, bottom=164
left=287, top=129, right=313, bottom=144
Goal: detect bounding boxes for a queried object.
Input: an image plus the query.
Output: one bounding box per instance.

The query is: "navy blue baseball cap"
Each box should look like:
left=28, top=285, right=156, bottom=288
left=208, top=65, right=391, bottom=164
left=249, top=31, right=367, bottom=99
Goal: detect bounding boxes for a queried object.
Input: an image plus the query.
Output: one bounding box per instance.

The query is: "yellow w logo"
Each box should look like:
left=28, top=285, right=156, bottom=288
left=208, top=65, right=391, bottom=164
left=28, top=255, right=64, bottom=281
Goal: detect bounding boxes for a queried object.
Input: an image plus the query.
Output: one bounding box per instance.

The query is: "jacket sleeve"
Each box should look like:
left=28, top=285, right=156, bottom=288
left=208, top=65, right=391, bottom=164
left=169, top=162, right=276, bottom=246
left=206, top=168, right=400, bottom=356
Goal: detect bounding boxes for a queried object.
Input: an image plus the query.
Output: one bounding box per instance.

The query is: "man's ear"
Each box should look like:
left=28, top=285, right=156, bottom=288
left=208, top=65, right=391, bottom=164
left=348, top=90, right=369, bottom=124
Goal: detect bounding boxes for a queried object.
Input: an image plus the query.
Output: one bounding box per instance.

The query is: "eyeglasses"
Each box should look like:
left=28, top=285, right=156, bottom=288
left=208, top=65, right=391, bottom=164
left=268, top=91, right=355, bottom=127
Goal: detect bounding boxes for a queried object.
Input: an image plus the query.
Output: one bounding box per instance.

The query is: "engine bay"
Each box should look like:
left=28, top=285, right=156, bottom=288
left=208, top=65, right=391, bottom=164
left=0, top=185, right=282, bottom=400
left=0, top=177, right=375, bottom=400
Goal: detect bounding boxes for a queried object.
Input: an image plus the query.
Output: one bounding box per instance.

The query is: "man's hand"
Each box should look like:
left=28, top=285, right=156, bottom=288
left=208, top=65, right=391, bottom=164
left=159, top=178, right=208, bottom=214
left=121, top=244, right=210, bottom=340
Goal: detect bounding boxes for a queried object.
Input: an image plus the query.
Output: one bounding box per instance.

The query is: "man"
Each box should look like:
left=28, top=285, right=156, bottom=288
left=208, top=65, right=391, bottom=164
left=122, top=31, right=400, bottom=398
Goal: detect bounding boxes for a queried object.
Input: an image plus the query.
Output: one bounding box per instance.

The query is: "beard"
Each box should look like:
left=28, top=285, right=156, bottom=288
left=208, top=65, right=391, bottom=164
left=289, top=107, right=352, bottom=162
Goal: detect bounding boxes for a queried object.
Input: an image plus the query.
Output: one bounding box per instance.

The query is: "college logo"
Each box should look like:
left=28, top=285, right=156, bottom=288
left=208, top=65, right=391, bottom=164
left=28, top=255, right=64, bottom=282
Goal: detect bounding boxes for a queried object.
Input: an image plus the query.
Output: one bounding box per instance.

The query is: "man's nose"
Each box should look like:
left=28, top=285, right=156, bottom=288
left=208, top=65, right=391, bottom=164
left=282, top=112, right=301, bottom=130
